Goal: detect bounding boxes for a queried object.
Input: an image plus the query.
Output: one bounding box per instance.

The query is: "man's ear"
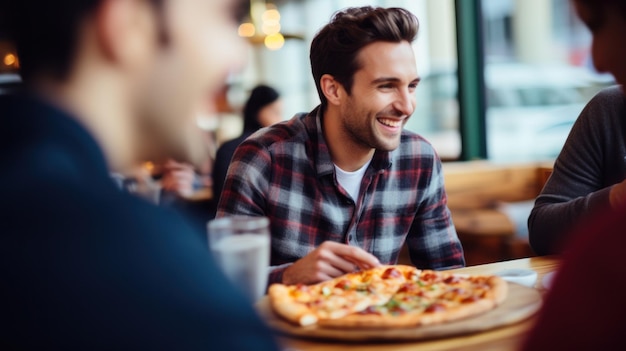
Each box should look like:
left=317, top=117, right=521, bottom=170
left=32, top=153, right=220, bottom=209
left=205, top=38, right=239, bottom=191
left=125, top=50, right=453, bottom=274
left=95, top=0, right=158, bottom=68
left=320, top=74, right=345, bottom=106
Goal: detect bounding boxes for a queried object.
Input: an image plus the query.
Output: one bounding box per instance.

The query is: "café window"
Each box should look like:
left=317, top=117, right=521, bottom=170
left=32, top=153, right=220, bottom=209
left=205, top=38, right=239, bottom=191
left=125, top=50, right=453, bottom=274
left=481, top=0, right=614, bottom=161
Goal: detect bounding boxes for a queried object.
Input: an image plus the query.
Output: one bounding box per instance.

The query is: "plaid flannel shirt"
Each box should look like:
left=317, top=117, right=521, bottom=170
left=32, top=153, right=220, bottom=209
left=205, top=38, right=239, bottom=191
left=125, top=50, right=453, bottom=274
left=217, top=106, right=465, bottom=284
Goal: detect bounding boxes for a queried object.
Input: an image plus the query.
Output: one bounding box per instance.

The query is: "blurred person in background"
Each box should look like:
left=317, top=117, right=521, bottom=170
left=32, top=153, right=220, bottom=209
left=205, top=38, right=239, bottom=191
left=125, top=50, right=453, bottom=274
left=527, top=0, right=626, bottom=257
left=161, top=158, right=202, bottom=199
left=528, top=85, right=626, bottom=255
left=0, top=0, right=278, bottom=349
left=213, top=84, right=282, bottom=202
left=218, top=6, right=464, bottom=286
left=523, top=0, right=626, bottom=349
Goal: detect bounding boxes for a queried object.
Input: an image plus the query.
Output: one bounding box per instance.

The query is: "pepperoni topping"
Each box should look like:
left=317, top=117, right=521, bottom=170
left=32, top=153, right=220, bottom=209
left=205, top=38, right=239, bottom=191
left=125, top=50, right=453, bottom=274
left=334, top=279, right=352, bottom=290
left=398, top=282, right=419, bottom=293
left=389, top=305, right=407, bottom=315
left=450, top=287, right=466, bottom=295
left=425, top=303, right=447, bottom=313
left=462, top=295, right=481, bottom=304
left=421, top=272, right=440, bottom=283
left=382, top=267, right=402, bottom=279
left=444, top=275, right=461, bottom=284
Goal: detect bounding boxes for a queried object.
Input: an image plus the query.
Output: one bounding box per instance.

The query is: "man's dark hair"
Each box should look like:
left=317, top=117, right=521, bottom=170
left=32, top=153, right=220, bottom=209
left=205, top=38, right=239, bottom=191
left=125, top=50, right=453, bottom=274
left=309, top=6, right=419, bottom=110
left=4, top=1, right=103, bottom=82
left=4, top=0, right=165, bottom=83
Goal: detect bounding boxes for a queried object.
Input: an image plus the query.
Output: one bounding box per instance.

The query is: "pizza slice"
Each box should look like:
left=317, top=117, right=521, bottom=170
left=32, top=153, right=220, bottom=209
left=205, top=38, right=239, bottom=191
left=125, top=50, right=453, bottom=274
left=268, top=265, right=417, bottom=326
left=319, top=270, right=508, bottom=328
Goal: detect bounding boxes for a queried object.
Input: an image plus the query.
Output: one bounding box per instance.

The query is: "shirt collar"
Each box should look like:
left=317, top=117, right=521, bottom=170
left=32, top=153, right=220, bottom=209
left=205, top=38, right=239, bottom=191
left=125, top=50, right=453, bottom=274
left=305, top=105, right=392, bottom=178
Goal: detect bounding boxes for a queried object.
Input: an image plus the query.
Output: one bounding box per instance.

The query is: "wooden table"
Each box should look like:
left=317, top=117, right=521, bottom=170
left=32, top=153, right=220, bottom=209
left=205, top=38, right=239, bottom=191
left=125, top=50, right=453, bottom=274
left=275, top=256, right=559, bottom=351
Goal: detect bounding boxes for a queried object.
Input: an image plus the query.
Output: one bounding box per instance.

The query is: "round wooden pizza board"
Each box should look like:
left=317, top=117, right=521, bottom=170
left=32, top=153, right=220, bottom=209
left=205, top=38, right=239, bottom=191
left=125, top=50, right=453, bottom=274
left=255, top=282, right=542, bottom=342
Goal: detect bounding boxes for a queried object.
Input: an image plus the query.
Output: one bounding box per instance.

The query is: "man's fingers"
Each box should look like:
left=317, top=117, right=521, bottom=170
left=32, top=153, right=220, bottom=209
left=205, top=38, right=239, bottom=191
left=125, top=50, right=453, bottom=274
left=344, top=257, right=378, bottom=271
left=321, top=241, right=381, bottom=270
left=316, top=260, right=345, bottom=279
left=320, top=249, right=356, bottom=274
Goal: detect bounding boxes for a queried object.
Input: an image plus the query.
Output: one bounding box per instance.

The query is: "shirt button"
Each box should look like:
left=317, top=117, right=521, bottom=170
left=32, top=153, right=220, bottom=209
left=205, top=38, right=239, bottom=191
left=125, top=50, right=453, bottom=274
left=348, top=235, right=353, bottom=241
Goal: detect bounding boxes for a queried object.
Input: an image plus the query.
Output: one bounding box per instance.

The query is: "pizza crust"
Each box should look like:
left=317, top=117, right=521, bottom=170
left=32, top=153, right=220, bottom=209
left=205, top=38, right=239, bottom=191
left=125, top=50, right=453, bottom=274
left=268, top=284, right=318, bottom=326
left=268, top=265, right=412, bottom=326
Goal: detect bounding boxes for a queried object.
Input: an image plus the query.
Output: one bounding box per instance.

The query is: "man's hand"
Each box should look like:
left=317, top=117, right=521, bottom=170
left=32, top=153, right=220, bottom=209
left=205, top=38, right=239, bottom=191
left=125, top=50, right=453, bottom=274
left=282, top=241, right=381, bottom=285
left=609, top=179, right=626, bottom=209
left=161, top=159, right=196, bottom=198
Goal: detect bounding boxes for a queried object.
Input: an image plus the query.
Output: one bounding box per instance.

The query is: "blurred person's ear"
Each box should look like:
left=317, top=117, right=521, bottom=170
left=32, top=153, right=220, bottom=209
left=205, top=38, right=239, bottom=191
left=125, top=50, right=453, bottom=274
left=95, top=0, right=158, bottom=70
left=320, top=74, right=344, bottom=107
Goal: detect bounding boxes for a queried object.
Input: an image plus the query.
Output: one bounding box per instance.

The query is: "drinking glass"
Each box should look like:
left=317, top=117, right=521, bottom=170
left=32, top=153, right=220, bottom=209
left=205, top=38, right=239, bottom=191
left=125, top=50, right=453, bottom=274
left=208, top=216, right=270, bottom=301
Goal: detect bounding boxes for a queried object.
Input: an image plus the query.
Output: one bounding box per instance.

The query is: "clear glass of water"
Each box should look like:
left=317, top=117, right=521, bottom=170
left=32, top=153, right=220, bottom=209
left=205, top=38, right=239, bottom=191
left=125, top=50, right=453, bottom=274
left=207, top=216, right=271, bottom=301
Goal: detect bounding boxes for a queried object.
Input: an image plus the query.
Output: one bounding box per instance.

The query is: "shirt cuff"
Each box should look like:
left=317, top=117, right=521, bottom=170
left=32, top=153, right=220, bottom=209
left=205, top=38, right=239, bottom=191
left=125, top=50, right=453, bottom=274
left=268, top=263, right=292, bottom=285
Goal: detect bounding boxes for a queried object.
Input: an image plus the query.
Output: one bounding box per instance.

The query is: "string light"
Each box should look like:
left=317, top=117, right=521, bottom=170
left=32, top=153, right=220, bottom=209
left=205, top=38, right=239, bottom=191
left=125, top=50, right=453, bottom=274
left=264, top=33, right=285, bottom=50
left=262, top=9, right=280, bottom=23
left=3, top=53, right=17, bottom=67
left=238, top=23, right=256, bottom=38
left=242, top=1, right=288, bottom=50
left=262, top=22, right=281, bottom=35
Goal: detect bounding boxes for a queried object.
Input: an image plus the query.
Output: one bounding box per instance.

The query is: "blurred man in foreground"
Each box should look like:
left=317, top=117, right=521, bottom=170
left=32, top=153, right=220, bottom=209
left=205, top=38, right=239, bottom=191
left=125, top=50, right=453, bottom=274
left=218, top=7, right=464, bottom=286
left=523, top=0, right=626, bottom=349
left=0, top=0, right=278, bottom=349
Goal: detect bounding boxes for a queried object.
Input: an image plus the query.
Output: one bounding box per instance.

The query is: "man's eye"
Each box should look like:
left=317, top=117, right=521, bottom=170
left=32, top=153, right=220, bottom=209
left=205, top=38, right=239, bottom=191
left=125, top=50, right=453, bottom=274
left=409, top=83, right=418, bottom=89
left=379, top=84, right=393, bottom=89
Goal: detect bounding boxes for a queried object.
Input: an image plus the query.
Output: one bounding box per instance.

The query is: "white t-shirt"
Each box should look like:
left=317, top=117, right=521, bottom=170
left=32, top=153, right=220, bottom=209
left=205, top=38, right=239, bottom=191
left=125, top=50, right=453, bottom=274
left=334, top=159, right=372, bottom=201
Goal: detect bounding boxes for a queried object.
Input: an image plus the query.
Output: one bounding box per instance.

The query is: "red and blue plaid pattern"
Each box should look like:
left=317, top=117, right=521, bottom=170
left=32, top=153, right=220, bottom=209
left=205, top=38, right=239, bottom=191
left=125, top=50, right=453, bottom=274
left=217, top=107, right=465, bottom=284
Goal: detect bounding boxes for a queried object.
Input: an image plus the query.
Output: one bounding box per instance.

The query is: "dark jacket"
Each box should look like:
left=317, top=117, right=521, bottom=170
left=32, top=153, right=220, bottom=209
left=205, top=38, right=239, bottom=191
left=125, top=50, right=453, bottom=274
left=0, top=93, right=278, bottom=350
left=213, top=132, right=253, bottom=202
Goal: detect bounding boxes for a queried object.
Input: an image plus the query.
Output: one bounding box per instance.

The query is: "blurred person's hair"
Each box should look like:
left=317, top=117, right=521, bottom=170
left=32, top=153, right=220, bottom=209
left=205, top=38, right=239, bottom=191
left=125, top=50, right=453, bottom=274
left=576, top=0, right=626, bottom=20
left=242, top=85, right=280, bottom=133
left=309, top=6, right=419, bottom=110
left=4, top=0, right=164, bottom=83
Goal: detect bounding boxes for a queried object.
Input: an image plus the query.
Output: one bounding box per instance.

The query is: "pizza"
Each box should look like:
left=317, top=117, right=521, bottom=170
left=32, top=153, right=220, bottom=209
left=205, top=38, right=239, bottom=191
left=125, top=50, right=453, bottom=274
left=268, top=265, right=413, bottom=326
left=268, top=265, right=508, bottom=328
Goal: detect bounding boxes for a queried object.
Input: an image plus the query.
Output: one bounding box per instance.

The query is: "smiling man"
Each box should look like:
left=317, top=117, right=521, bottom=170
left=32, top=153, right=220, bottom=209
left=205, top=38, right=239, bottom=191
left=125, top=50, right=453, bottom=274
left=217, top=6, right=465, bottom=286
left=0, top=0, right=277, bottom=349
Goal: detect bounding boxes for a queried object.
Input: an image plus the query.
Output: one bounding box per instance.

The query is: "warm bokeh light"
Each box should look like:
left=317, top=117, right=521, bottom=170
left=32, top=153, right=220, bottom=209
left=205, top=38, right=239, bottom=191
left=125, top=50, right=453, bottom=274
left=262, top=9, right=281, bottom=23
left=262, top=22, right=281, bottom=35
left=3, top=53, right=17, bottom=67
left=264, top=33, right=285, bottom=50
left=238, top=23, right=256, bottom=37
left=143, top=161, right=155, bottom=173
